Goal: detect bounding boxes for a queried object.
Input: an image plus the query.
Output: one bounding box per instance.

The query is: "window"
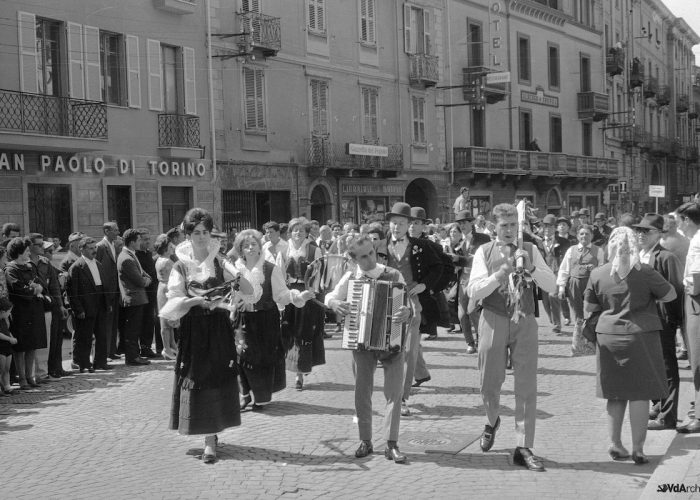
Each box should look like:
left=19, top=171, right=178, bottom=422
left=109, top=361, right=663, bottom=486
left=576, top=0, right=593, bottom=27
left=28, top=184, right=71, bottom=244
left=310, top=79, right=329, bottom=136
left=162, top=44, right=181, bottom=113
left=161, top=187, right=192, bottom=233
left=467, top=21, right=483, bottom=67
left=222, top=190, right=291, bottom=233
left=580, top=53, right=591, bottom=92
left=548, top=43, right=559, bottom=89
left=519, top=109, right=532, bottom=150
left=411, top=95, right=426, bottom=144
left=308, top=0, right=326, bottom=35
left=472, top=108, right=485, bottom=147
left=244, top=67, right=266, bottom=131
left=100, top=32, right=124, bottom=105
left=361, top=86, right=379, bottom=141
left=582, top=122, right=592, bottom=156
left=360, top=0, right=376, bottom=45
left=107, top=185, right=132, bottom=234
left=403, top=5, right=431, bottom=55
left=242, top=0, right=260, bottom=13
left=550, top=115, right=562, bottom=152
left=518, top=35, right=530, bottom=83
left=36, top=18, right=63, bottom=96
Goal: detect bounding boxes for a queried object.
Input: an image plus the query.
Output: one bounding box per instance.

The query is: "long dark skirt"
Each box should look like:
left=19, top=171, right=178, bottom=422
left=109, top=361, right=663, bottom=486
left=282, top=284, right=326, bottom=373
left=169, top=307, right=240, bottom=435
left=237, top=308, right=286, bottom=404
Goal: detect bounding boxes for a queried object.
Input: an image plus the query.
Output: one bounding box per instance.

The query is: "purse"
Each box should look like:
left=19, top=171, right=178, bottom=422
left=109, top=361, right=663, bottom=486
left=581, top=310, right=601, bottom=343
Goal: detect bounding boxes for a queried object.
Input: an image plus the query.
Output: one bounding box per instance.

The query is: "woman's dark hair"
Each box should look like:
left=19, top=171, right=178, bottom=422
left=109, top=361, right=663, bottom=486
left=182, top=208, right=214, bottom=235
left=7, top=237, right=31, bottom=260
left=154, top=234, right=171, bottom=256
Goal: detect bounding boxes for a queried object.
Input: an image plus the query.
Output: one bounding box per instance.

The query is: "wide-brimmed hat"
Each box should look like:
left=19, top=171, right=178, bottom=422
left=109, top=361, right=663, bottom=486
left=410, top=207, right=431, bottom=223
left=455, top=209, right=475, bottom=222
left=556, top=216, right=571, bottom=227
left=633, top=213, right=665, bottom=232
left=387, top=202, right=412, bottom=220
left=578, top=208, right=590, bottom=216
left=594, top=212, right=607, bottom=221
left=541, top=214, right=557, bottom=225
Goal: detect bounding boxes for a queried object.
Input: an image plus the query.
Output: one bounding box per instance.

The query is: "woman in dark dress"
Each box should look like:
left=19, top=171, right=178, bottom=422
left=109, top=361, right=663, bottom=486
left=4, top=237, right=47, bottom=390
left=0, top=246, right=19, bottom=395
left=277, top=218, right=324, bottom=391
left=161, top=208, right=260, bottom=464
left=584, top=226, right=675, bottom=464
left=232, top=229, right=313, bottom=410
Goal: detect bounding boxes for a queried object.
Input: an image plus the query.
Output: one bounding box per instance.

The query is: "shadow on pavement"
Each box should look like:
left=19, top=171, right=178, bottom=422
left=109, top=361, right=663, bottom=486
left=245, top=400, right=357, bottom=417
left=537, top=367, right=595, bottom=377
left=408, top=403, right=554, bottom=420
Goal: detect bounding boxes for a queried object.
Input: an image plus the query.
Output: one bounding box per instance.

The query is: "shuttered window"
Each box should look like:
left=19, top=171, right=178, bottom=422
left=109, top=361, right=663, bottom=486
left=308, top=0, right=326, bottom=34
left=403, top=5, right=430, bottom=55
left=411, top=95, right=425, bottom=145
left=244, top=67, right=266, bottom=131
left=125, top=35, right=141, bottom=108
left=242, top=0, right=260, bottom=13
left=360, top=0, right=376, bottom=45
left=100, top=31, right=124, bottom=105
left=310, top=79, right=329, bottom=135
left=361, top=86, right=379, bottom=141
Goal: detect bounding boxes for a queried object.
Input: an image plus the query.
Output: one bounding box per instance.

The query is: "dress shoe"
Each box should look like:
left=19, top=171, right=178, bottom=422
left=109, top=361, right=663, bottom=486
left=126, top=357, right=151, bottom=366
left=466, top=343, right=477, bottom=354
left=424, top=334, right=438, bottom=341
left=384, top=444, right=407, bottom=464
left=412, top=376, right=431, bottom=388
left=608, top=445, right=630, bottom=460
left=446, top=325, right=455, bottom=332
left=28, top=378, right=41, bottom=387
left=240, top=394, right=252, bottom=411
left=677, top=350, right=688, bottom=360
left=513, top=447, right=545, bottom=472
left=59, top=370, right=73, bottom=377
left=70, top=362, right=80, bottom=370
left=480, top=416, right=500, bottom=452
left=355, top=440, right=373, bottom=458
left=140, top=349, right=160, bottom=359
left=19, top=383, right=32, bottom=391
left=94, top=364, right=113, bottom=371
left=677, top=419, right=700, bottom=434
left=251, top=403, right=265, bottom=412
left=400, top=400, right=410, bottom=417
left=648, top=419, right=676, bottom=431
left=108, top=353, right=122, bottom=361
left=48, top=372, right=62, bottom=379
left=632, top=451, right=649, bottom=465
left=564, top=318, right=571, bottom=326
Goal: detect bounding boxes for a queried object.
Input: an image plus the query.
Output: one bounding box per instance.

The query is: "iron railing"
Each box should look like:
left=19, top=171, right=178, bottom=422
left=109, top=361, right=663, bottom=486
left=0, top=89, right=107, bottom=139
left=409, top=54, right=439, bottom=87
left=158, top=114, right=201, bottom=148
left=453, top=147, right=618, bottom=178
left=677, top=94, right=689, bottom=113
left=577, top=91, right=609, bottom=119
left=306, top=136, right=403, bottom=171
left=606, top=49, right=625, bottom=76
left=239, top=11, right=281, bottom=56
left=621, top=125, right=651, bottom=149
left=656, top=85, right=671, bottom=106
left=643, top=77, right=658, bottom=99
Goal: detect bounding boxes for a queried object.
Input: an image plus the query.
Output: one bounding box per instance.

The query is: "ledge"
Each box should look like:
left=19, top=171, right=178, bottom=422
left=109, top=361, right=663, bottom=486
left=153, top=0, right=196, bottom=15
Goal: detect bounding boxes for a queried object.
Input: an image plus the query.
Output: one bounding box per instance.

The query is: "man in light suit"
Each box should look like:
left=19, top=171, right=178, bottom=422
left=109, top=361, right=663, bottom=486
left=67, top=237, right=111, bottom=372
left=96, top=222, right=121, bottom=360
left=117, top=229, right=151, bottom=366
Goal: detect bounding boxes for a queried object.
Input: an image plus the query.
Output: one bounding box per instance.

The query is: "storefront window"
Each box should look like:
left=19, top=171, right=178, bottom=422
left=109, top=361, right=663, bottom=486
left=469, top=196, right=491, bottom=218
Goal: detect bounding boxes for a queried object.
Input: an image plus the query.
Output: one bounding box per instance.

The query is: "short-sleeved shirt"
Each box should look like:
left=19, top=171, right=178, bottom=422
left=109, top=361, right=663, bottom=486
left=584, top=263, right=672, bottom=334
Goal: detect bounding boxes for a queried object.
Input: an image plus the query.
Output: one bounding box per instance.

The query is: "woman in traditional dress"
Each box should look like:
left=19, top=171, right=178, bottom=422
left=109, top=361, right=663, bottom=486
left=277, top=218, right=324, bottom=391
left=232, top=229, right=313, bottom=410
left=154, top=234, right=178, bottom=360
left=442, top=223, right=464, bottom=332
left=162, top=208, right=261, bottom=464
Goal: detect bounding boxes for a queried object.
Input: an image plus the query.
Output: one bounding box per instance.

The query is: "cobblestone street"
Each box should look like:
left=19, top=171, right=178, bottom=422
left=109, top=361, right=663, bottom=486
left=1, top=317, right=695, bottom=500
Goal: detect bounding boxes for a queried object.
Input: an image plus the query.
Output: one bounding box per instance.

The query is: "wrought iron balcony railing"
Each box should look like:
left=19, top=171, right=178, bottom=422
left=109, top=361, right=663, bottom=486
left=650, top=136, right=672, bottom=157
left=453, top=147, right=618, bottom=178
left=629, top=60, right=644, bottom=89
left=462, top=66, right=507, bottom=104
left=239, top=11, right=281, bottom=57
left=306, top=136, right=403, bottom=172
left=158, top=114, right=201, bottom=148
left=0, top=89, right=107, bottom=139
left=409, top=54, right=439, bottom=87
left=656, top=85, right=671, bottom=107
left=606, top=49, right=625, bottom=77
left=677, top=94, right=689, bottom=113
left=643, top=77, right=658, bottom=99
left=577, top=91, right=609, bottom=120
left=621, top=125, right=651, bottom=149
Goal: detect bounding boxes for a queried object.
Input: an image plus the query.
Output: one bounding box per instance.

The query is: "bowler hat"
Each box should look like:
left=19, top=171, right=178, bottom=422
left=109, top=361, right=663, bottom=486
left=594, top=212, right=607, bottom=221
left=387, top=202, right=412, bottom=220
left=579, top=208, right=590, bottom=216
left=570, top=210, right=580, bottom=218
left=633, top=213, right=665, bottom=232
left=410, top=207, right=431, bottom=223
left=556, top=217, right=571, bottom=227
left=541, top=214, right=557, bottom=225
left=455, top=209, right=475, bottom=222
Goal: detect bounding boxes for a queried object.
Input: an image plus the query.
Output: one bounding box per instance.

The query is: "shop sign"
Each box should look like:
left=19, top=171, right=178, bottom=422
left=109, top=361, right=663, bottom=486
left=341, top=182, right=403, bottom=195
left=521, top=89, right=559, bottom=107
left=346, top=143, right=389, bottom=157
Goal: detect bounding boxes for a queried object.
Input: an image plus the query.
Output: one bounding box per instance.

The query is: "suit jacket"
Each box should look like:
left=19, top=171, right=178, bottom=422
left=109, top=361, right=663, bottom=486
left=535, top=235, right=571, bottom=273
left=96, top=239, right=119, bottom=295
left=67, top=257, right=107, bottom=317
left=450, top=232, right=491, bottom=274
left=646, top=242, right=684, bottom=327
left=405, top=236, right=444, bottom=292
left=592, top=225, right=612, bottom=247
left=117, top=248, right=149, bottom=307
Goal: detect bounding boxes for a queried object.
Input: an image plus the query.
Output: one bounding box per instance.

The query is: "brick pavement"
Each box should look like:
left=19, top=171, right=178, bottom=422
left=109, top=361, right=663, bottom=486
left=0, top=315, right=696, bottom=500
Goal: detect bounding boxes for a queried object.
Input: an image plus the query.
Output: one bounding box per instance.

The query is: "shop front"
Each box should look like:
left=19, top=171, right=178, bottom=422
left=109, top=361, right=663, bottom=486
left=339, top=179, right=405, bottom=224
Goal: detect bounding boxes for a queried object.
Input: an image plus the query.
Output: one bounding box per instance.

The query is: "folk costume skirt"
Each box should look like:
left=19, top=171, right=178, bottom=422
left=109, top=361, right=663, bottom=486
left=282, top=283, right=325, bottom=374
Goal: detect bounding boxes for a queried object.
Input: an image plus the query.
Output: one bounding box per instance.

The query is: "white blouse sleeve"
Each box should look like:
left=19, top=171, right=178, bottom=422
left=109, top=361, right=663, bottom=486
left=271, top=264, right=306, bottom=308
left=160, top=265, right=189, bottom=321
left=223, top=258, right=262, bottom=305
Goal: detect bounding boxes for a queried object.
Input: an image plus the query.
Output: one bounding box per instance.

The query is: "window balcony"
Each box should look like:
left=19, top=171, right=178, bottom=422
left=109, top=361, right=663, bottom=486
left=158, top=114, right=202, bottom=159
left=305, top=136, right=403, bottom=177
left=643, top=77, right=658, bottom=99
left=629, top=59, right=644, bottom=89
left=656, top=85, right=671, bottom=107
left=606, top=48, right=625, bottom=77
left=577, top=91, right=609, bottom=120
left=238, top=11, right=281, bottom=58
left=621, top=125, right=651, bottom=149
left=689, top=102, right=700, bottom=120
left=677, top=94, right=689, bottom=113
left=452, top=147, right=618, bottom=179
left=153, top=0, right=196, bottom=15
left=0, top=89, right=107, bottom=151
left=409, top=54, right=439, bottom=88
left=462, top=66, right=507, bottom=104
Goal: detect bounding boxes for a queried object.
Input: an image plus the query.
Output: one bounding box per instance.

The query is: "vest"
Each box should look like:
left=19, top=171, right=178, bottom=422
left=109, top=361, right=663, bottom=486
left=253, top=261, right=277, bottom=311
left=571, top=244, right=600, bottom=279
left=480, top=241, right=535, bottom=317
left=285, top=242, right=316, bottom=281
left=541, top=238, right=559, bottom=273
left=387, top=242, right=415, bottom=287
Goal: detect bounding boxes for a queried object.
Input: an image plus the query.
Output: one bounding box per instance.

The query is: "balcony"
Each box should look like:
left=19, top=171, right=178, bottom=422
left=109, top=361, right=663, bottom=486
left=689, top=102, right=700, bottom=120
left=649, top=137, right=672, bottom=157
left=656, top=85, right=671, bottom=107
left=0, top=89, right=107, bottom=151
left=158, top=114, right=202, bottom=159
left=452, top=147, right=618, bottom=179
left=305, top=136, right=403, bottom=177
left=153, top=0, right=196, bottom=15
left=629, top=58, right=644, bottom=89
left=621, top=125, right=651, bottom=149
left=409, top=54, right=439, bottom=88
left=643, top=77, right=658, bottom=99
left=238, top=11, right=281, bottom=58
left=677, top=94, right=689, bottom=113
left=462, top=66, right=507, bottom=104
left=606, top=48, right=625, bottom=77
left=577, top=91, right=609, bottom=120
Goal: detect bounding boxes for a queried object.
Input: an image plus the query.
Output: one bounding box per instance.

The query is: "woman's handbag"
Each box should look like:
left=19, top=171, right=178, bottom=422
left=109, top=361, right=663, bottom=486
left=581, top=311, right=600, bottom=343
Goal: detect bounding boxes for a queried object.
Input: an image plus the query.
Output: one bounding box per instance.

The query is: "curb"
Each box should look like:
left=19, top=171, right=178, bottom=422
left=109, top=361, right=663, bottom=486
left=640, top=432, right=700, bottom=498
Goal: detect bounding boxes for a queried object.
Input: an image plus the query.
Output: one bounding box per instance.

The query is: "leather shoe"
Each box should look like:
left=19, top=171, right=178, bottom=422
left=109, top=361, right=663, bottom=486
left=384, top=445, right=407, bottom=464
left=466, top=343, right=477, bottom=354
left=400, top=400, right=410, bottom=417
left=677, top=419, right=700, bottom=434
left=70, top=362, right=80, bottom=370
left=140, top=349, right=160, bottom=359
left=480, top=416, right=500, bottom=452
left=424, top=334, right=438, bottom=341
left=412, top=376, right=431, bottom=387
left=108, top=353, right=122, bottom=361
left=126, top=357, right=151, bottom=366
left=648, top=419, right=676, bottom=431
left=48, top=372, right=62, bottom=379
left=513, top=447, right=545, bottom=472
left=355, top=440, right=373, bottom=458
left=94, top=364, right=113, bottom=371
left=59, top=370, right=73, bottom=377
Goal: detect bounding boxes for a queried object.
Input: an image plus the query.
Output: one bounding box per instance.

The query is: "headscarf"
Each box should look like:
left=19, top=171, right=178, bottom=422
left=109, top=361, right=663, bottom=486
left=607, top=226, right=640, bottom=280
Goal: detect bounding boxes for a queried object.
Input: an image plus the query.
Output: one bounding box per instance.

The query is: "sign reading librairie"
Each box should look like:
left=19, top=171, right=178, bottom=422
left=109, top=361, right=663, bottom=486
left=346, top=143, right=389, bottom=157
left=649, top=185, right=665, bottom=197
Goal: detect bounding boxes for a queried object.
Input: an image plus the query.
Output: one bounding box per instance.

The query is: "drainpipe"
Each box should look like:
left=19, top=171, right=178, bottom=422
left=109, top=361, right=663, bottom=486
left=446, top=0, right=454, bottom=192
left=205, top=0, right=217, bottom=190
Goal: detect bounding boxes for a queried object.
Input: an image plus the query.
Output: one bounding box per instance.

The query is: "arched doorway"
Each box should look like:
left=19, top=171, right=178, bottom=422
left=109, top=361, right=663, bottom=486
left=651, top=165, right=661, bottom=185
left=545, top=187, right=562, bottom=216
left=405, top=178, right=438, bottom=220
left=310, top=184, right=332, bottom=224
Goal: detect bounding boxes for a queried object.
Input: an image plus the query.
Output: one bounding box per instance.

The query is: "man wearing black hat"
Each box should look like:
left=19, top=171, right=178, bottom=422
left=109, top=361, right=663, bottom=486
left=592, top=212, right=612, bottom=247
left=635, top=214, right=684, bottom=430
left=537, top=215, right=571, bottom=333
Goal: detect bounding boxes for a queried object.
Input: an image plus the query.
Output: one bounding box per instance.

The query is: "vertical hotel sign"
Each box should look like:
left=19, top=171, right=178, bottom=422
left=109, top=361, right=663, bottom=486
left=488, top=1, right=507, bottom=68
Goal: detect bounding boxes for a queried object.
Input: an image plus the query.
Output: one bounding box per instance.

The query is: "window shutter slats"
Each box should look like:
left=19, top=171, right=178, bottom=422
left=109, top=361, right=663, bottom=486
left=66, top=22, right=85, bottom=99
left=403, top=4, right=412, bottom=54
left=423, top=10, right=431, bottom=55
left=18, top=11, right=38, bottom=93
left=126, top=35, right=141, bottom=108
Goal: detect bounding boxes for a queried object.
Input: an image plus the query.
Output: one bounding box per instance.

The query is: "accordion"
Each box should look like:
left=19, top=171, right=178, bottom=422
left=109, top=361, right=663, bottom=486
left=341, top=279, right=408, bottom=352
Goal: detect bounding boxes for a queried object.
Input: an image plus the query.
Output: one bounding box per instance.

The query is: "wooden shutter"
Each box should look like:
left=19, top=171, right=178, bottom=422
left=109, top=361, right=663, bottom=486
left=66, top=22, right=85, bottom=99
left=311, top=80, right=328, bottom=134
left=403, top=4, right=412, bottom=54
left=147, top=39, right=163, bottom=111
left=183, top=46, right=196, bottom=115
left=423, top=9, right=431, bottom=55
left=308, top=1, right=316, bottom=31
left=255, top=69, right=265, bottom=128
left=18, top=11, right=38, bottom=93
left=245, top=67, right=265, bottom=129
left=126, top=35, right=141, bottom=108
left=317, top=0, right=325, bottom=32
left=242, top=0, right=260, bottom=13
left=83, top=25, right=101, bottom=101
left=360, top=0, right=375, bottom=44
